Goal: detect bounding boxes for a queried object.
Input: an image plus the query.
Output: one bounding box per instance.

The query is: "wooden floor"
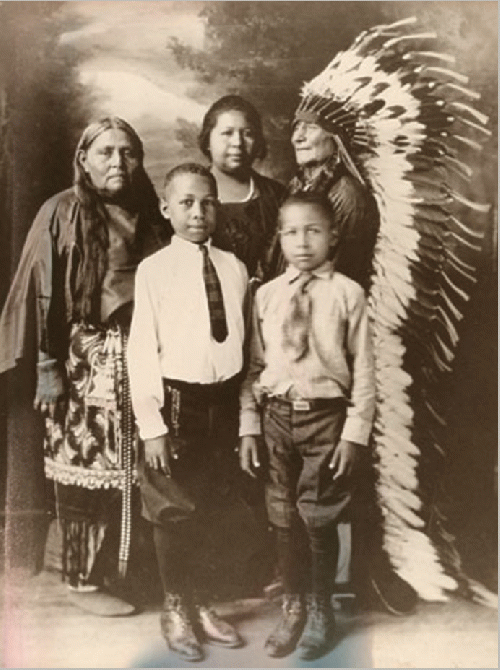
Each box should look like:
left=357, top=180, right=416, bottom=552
left=1, top=570, right=497, bottom=668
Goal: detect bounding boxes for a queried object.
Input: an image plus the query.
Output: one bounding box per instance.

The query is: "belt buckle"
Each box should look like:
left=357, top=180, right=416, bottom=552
left=292, top=399, right=311, bottom=411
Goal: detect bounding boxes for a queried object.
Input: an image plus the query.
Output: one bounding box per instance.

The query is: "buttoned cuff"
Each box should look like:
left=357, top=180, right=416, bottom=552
left=340, top=416, right=372, bottom=446
left=239, top=409, right=262, bottom=437
left=136, top=414, right=169, bottom=441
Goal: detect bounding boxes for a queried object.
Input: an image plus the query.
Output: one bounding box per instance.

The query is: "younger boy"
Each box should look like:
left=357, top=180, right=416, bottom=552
left=239, top=192, right=375, bottom=660
left=127, top=163, right=247, bottom=662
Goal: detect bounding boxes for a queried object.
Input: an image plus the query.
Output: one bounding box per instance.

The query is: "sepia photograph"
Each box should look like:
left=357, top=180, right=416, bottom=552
left=0, top=1, right=497, bottom=667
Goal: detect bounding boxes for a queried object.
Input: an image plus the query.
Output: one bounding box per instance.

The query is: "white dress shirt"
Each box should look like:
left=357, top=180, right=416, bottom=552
left=128, top=235, right=248, bottom=440
left=240, top=262, right=375, bottom=445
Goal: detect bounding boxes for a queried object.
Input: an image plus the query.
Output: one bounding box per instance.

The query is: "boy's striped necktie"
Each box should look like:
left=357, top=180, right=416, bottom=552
left=200, top=244, right=228, bottom=343
left=282, top=272, right=315, bottom=361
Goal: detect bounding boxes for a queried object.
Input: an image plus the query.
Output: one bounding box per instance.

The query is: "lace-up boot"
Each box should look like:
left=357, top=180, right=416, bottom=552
left=160, top=593, right=203, bottom=662
left=195, top=605, right=243, bottom=648
left=297, top=593, right=336, bottom=660
left=264, top=594, right=307, bottom=657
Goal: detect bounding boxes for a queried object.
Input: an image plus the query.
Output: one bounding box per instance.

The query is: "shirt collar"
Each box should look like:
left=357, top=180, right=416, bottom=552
left=171, top=234, right=212, bottom=254
left=285, top=260, right=334, bottom=284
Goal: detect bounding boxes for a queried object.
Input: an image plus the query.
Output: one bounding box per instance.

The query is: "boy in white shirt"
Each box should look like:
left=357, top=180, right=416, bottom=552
left=128, top=163, right=247, bottom=662
left=239, top=192, right=375, bottom=660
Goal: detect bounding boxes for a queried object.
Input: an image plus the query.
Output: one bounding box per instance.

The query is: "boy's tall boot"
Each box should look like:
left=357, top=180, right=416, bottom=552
left=154, top=526, right=203, bottom=662
left=161, top=593, right=203, bottom=662
left=298, top=527, right=337, bottom=661
left=192, top=592, right=243, bottom=648
left=265, top=593, right=307, bottom=657
left=298, top=592, right=336, bottom=660
left=264, top=525, right=308, bottom=658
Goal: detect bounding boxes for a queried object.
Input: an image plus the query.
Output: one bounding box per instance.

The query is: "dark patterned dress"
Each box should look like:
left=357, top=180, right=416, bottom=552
left=212, top=170, right=287, bottom=283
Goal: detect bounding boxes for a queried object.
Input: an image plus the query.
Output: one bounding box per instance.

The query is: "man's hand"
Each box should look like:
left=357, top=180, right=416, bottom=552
left=329, top=439, right=361, bottom=480
left=239, top=435, right=261, bottom=478
left=144, top=434, right=172, bottom=476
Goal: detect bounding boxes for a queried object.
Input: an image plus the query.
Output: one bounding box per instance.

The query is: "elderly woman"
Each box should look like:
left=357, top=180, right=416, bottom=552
left=199, top=95, right=287, bottom=285
left=0, top=117, right=169, bottom=614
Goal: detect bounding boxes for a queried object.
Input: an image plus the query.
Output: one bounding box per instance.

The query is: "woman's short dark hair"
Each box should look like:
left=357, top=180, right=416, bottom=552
left=198, top=95, right=267, bottom=162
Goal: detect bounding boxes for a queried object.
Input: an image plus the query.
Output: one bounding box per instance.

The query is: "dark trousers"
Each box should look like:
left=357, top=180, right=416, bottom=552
left=137, top=376, right=241, bottom=526
left=263, top=398, right=352, bottom=531
left=137, top=376, right=271, bottom=600
left=263, top=398, right=360, bottom=599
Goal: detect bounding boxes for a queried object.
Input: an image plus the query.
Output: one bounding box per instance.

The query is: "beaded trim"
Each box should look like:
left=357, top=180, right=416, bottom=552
left=169, top=386, right=181, bottom=437
left=44, top=458, right=138, bottom=489
left=118, top=328, right=133, bottom=576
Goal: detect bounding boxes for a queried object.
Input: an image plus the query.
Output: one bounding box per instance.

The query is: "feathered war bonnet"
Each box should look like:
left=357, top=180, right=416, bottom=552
left=292, top=17, right=495, bottom=605
left=293, top=16, right=491, bottom=195
left=294, top=76, right=366, bottom=186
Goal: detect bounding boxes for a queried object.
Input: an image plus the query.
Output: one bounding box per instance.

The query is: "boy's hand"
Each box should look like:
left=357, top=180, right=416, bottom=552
left=239, top=435, right=261, bottom=478
left=329, top=439, right=361, bottom=480
left=144, top=434, right=172, bottom=476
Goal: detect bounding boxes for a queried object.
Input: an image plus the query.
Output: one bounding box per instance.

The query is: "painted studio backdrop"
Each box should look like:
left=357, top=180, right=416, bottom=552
left=0, top=0, right=497, bottom=662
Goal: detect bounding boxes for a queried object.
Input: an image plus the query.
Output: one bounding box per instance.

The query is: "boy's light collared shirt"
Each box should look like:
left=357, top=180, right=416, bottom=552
left=239, top=261, right=375, bottom=445
left=128, top=235, right=248, bottom=440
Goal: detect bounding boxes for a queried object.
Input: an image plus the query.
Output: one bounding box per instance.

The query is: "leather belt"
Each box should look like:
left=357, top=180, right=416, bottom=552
left=163, top=373, right=242, bottom=403
left=265, top=395, right=346, bottom=412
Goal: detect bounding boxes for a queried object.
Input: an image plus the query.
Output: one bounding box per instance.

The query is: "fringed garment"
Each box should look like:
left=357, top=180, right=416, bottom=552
left=44, top=323, right=135, bottom=584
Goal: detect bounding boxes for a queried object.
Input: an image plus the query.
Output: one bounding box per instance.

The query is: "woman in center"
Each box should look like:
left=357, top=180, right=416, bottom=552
left=199, top=95, right=286, bottom=285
